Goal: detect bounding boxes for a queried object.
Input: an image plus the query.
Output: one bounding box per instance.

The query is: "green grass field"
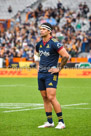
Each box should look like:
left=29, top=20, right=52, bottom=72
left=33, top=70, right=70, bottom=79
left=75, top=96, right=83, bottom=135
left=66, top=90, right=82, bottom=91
left=0, top=78, right=91, bottom=136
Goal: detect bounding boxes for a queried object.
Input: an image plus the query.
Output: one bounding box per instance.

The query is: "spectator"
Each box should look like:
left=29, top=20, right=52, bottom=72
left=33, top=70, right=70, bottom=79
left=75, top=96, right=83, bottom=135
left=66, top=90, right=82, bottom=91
left=87, top=50, right=91, bottom=63
left=89, top=15, right=91, bottom=30
left=0, top=1, right=91, bottom=64
left=38, top=3, right=43, bottom=12
left=82, top=2, right=89, bottom=18
left=8, top=5, right=12, bottom=13
left=57, top=0, right=64, bottom=10
left=15, top=11, right=21, bottom=24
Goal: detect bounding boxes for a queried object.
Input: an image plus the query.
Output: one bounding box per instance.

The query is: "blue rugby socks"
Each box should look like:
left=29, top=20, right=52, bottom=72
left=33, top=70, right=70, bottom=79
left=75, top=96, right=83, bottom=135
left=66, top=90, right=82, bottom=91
left=46, top=112, right=53, bottom=124
left=56, top=112, right=64, bottom=123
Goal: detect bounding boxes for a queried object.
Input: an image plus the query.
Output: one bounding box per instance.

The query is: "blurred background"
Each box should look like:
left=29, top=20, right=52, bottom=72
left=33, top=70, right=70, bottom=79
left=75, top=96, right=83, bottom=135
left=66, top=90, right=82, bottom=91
left=0, top=0, right=91, bottom=69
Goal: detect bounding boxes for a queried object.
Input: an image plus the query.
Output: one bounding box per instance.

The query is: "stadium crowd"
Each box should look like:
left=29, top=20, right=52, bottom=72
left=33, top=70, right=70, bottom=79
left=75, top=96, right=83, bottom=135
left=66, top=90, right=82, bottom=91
left=0, top=0, right=91, bottom=65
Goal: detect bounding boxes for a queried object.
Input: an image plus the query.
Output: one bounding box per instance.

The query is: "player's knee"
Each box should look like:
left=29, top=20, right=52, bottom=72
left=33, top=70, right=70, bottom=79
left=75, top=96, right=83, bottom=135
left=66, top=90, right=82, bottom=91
left=42, top=94, right=47, bottom=101
left=47, top=95, right=55, bottom=102
left=43, top=96, right=47, bottom=100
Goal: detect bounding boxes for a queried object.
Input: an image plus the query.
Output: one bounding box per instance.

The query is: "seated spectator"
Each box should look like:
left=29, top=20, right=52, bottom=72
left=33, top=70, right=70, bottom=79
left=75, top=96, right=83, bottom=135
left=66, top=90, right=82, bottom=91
left=38, top=3, right=43, bottom=12
left=0, top=0, right=91, bottom=68
left=8, top=5, right=12, bottom=13
left=89, top=15, right=91, bottom=30
left=87, top=50, right=91, bottom=63
left=57, top=0, right=63, bottom=10
left=81, top=37, right=88, bottom=52
left=82, top=2, right=89, bottom=18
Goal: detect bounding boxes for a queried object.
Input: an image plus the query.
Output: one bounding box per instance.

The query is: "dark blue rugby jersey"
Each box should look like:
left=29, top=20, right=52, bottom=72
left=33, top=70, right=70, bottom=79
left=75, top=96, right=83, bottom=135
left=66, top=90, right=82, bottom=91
left=36, top=38, right=63, bottom=73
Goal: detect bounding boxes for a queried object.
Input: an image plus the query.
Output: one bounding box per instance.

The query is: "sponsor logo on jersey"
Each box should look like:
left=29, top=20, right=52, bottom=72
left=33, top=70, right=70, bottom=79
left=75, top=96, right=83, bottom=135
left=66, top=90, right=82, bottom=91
left=46, top=44, right=50, bottom=48
left=39, top=50, right=50, bottom=57
left=40, top=45, right=42, bottom=48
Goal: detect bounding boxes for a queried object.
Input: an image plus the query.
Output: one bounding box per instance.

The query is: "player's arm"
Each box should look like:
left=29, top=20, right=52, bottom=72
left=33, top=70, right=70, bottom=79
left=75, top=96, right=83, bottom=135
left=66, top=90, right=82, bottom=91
left=48, top=47, right=69, bottom=74
left=58, top=47, right=70, bottom=71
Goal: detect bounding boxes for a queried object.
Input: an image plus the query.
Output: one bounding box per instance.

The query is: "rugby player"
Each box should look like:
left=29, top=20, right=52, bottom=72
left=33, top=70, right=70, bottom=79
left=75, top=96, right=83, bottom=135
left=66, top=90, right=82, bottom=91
left=36, top=23, right=70, bottom=129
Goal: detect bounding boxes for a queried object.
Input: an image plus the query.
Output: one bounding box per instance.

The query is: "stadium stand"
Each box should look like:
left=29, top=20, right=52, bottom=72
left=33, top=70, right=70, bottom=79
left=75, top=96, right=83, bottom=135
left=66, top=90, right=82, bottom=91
left=42, top=0, right=91, bottom=11
left=0, top=0, right=91, bottom=68
left=0, top=0, right=38, bottom=19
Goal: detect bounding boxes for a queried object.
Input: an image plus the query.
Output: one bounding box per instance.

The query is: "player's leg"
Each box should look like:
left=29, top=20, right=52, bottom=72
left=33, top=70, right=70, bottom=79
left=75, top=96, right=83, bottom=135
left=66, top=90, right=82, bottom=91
left=38, top=90, right=54, bottom=128
left=46, top=88, right=65, bottom=129
left=40, top=90, right=53, bottom=123
left=40, top=90, right=52, bottom=113
left=38, top=74, right=54, bottom=128
left=46, top=88, right=61, bottom=113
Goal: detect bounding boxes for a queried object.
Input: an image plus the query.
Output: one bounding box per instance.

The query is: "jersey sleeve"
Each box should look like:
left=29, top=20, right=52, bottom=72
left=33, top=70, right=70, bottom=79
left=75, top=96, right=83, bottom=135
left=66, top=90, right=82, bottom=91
left=53, top=41, right=63, bottom=52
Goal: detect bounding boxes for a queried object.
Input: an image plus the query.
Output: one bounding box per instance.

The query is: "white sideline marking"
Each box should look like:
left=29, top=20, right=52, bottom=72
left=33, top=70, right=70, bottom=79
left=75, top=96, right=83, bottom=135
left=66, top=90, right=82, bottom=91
left=0, top=103, right=44, bottom=110
left=0, top=103, right=90, bottom=113
left=3, top=106, right=91, bottom=113
left=3, top=107, right=44, bottom=113
left=0, top=107, right=23, bottom=109
left=61, top=103, right=88, bottom=107
left=63, top=107, right=91, bottom=110
left=0, top=84, right=37, bottom=88
left=1, top=103, right=88, bottom=109
left=59, top=86, right=91, bottom=88
left=0, top=84, right=91, bottom=88
left=0, top=103, right=44, bottom=112
left=24, top=85, right=91, bottom=88
left=0, top=103, right=43, bottom=107
left=0, top=84, right=25, bottom=87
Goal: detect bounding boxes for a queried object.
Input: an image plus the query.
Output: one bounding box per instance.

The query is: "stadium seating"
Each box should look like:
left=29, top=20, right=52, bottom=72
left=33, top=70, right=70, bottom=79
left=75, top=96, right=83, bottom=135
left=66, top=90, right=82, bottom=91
left=0, top=0, right=38, bottom=19
left=0, top=0, right=91, bottom=19
left=42, top=0, right=91, bottom=12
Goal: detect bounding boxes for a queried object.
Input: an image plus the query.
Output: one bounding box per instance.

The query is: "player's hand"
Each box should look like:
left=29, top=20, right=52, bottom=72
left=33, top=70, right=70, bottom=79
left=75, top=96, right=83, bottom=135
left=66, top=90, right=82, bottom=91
left=48, top=68, right=60, bottom=74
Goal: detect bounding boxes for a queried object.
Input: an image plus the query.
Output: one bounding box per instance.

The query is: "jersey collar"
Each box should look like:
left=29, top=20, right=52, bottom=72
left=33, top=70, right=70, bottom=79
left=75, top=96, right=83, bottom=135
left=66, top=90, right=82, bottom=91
left=43, top=36, right=52, bottom=46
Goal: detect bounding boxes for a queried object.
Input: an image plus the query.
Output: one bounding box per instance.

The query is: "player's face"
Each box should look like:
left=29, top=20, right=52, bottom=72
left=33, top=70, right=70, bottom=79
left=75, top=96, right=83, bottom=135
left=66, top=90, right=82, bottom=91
left=40, top=28, right=50, bottom=37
